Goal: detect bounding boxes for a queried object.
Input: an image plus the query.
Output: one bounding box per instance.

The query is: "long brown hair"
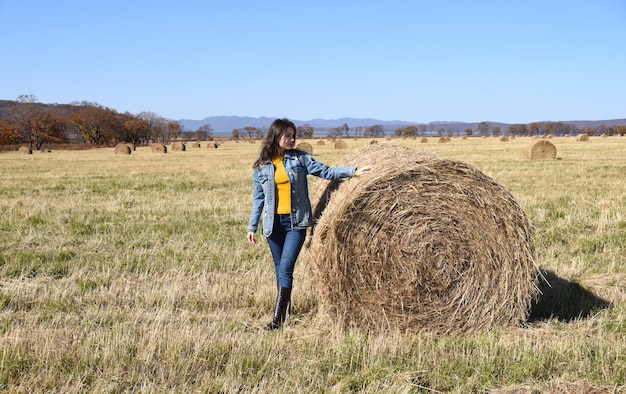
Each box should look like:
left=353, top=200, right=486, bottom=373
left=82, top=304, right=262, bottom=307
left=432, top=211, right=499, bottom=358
left=253, top=118, right=297, bottom=168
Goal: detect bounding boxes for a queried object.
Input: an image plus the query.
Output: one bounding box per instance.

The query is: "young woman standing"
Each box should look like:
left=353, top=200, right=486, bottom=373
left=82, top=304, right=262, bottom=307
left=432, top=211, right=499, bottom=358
left=247, top=118, right=371, bottom=330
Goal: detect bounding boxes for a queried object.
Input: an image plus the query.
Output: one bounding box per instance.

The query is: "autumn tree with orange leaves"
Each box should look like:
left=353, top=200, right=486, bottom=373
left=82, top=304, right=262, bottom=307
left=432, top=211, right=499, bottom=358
left=8, top=94, right=67, bottom=149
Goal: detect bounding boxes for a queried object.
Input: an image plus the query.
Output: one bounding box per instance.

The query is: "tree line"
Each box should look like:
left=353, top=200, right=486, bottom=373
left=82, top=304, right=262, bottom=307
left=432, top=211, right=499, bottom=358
left=393, top=121, right=626, bottom=138
left=2, top=96, right=624, bottom=150
left=0, top=95, right=209, bottom=150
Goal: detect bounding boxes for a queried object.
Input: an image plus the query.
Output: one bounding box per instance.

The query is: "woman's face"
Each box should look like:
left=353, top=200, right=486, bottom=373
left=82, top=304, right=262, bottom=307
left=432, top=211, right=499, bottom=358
left=277, top=127, right=295, bottom=153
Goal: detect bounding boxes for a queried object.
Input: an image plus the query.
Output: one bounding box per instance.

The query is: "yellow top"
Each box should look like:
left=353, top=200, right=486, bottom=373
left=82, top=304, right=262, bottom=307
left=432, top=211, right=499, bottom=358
left=272, top=156, right=291, bottom=214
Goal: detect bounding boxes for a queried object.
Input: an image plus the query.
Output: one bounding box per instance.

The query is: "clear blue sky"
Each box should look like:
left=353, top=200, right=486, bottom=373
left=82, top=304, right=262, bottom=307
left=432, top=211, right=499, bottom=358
left=1, top=1, right=625, bottom=124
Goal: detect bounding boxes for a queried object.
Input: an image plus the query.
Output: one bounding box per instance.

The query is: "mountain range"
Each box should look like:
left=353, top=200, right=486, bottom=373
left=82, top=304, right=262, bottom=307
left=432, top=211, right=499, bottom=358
left=179, top=115, right=626, bottom=132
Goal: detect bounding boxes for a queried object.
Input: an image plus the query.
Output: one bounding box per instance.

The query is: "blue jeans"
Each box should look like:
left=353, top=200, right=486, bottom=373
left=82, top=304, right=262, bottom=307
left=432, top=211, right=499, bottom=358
left=266, top=214, right=306, bottom=289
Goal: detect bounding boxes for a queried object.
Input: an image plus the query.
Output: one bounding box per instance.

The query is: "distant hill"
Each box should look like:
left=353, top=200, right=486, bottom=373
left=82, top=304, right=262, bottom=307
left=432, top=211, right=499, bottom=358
left=2, top=99, right=624, bottom=133
left=178, top=115, right=626, bottom=133
left=180, top=116, right=472, bottom=132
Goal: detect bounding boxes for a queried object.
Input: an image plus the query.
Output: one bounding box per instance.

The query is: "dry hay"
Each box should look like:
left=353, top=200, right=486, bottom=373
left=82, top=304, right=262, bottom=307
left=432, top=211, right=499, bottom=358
left=296, top=142, right=313, bottom=154
left=114, top=143, right=132, bottom=155
left=208, top=141, right=220, bottom=148
left=192, top=142, right=201, bottom=148
left=151, top=143, right=167, bottom=153
left=499, top=136, right=509, bottom=142
left=334, top=140, right=347, bottom=149
left=437, top=136, right=451, bottom=143
left=305, top=144, right=538, bottom=334
left=171, top=141, right=186, bottom=151
left=369, top=140, right=379, bottom=145
left=524, top=139, right=556, bottom=160
left=126, top=143, right=135, bottom=151
left=316, top=140, right=326, bottom=146
left=420, top=137, right=428, bottom=143
left=18, top=146, right=32, bottom=154
left=576, top=133, right=589, bottom=142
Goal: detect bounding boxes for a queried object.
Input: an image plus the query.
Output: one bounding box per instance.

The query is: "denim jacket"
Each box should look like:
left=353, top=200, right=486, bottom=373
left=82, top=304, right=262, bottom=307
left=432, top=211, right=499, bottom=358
left=247, top=149, right=356, bottom=237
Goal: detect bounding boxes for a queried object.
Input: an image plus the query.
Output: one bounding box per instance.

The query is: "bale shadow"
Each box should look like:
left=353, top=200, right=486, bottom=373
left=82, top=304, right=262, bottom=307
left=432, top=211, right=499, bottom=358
left=529, top=269, right=611, bottom=322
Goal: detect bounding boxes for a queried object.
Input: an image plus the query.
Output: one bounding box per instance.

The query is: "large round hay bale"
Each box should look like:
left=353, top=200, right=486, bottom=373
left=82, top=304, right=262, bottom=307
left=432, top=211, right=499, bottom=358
left=296, top=142, right=313, bottom=154
left=114, top=143, right=132, bottom=155
left=151, top=144, right=167, bottom=153
left=334, top=140, right=347, bottom=149
left=524, top=139, right=556, bottom=160
left=171, top=142, right=186, bottom=151
left=499, top=136, right=509, bottom=142
left=576, top=134, right=589, bottom=142
left=305, top=144, right=538, bottom=334
left=420, top=137, right=428, bottom=143
left=18, top=146, right=32, bottom=154
left=192, top=142, right=201, bottom=148
left=316, top=140, right=326, bottom=146
left=126, top=143, right=135, bottom=151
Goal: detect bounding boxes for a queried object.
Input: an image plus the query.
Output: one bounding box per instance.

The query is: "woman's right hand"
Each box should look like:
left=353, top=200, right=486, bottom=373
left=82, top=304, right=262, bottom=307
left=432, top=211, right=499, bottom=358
left=247, top=231, right=257, bottom=244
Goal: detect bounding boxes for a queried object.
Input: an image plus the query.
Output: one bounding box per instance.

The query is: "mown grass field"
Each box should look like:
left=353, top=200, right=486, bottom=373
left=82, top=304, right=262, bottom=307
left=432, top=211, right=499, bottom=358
left=0, top=135, right=624, bottom=393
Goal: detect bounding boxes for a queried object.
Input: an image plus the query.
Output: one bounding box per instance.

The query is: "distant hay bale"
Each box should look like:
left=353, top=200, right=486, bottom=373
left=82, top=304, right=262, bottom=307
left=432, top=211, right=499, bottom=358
left=171, top=142, right=186, bottom=151
left=369, top=140, right=379, bottom=145
left=420, top=137, right=428, bottom=143
left=334, top=140, right=347, bottom=149
left=114, top=143, right=132, bottom=155
left=576, top=134, right=589, bottom=142
left=18, top=146, right=32, bottom=154
left=600, top=133, right=608, bottom=138
left=126, top=143, right=135, bottom=151
left=437, top=137, right=449, bottom=143
left=192, top=142, right=201, bottom=148
left=296, top=142, right=313, bottom=154
left=151, top=144, right=167, bottom=153
left=317, top=140, right=325, bottom=146
left=499, top=136, right=509, bottom=142
left=305, top=144, right=538, bottom=334
left=208, top=141, right=219, bottom=148
left=525, top=139, right=557, bottom=160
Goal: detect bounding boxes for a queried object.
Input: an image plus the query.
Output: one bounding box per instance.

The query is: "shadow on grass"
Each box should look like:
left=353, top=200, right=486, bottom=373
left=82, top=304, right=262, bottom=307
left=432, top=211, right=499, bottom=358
left=529, top=269, right=611, bottom=322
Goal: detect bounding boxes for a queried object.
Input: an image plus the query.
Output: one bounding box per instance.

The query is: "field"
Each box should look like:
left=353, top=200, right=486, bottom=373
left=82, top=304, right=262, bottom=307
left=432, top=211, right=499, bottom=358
left=0, top=136, right=624, bottom=393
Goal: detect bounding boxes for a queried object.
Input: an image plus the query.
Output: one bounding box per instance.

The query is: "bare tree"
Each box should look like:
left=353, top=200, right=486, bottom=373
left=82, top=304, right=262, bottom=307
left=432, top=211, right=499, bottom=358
left=477, top=122, right=489, bottom=136
left=196, top=124, right=213, bottom=141
left=296, top=124, right=314, bottom=138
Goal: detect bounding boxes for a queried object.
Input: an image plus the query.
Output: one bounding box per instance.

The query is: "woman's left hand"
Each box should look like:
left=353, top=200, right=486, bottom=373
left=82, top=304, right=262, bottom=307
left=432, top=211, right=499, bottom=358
left=355, top=165, right=373, bottom=176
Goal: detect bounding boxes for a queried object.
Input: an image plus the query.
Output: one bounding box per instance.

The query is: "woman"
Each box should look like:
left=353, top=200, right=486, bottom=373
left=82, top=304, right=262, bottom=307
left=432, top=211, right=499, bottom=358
left=247, top=118, right=371, bottom=330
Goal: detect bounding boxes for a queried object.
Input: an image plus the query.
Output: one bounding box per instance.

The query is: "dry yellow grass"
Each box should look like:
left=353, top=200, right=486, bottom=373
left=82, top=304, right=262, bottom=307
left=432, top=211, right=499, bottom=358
left=0, top=135, right=624, bottom=392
